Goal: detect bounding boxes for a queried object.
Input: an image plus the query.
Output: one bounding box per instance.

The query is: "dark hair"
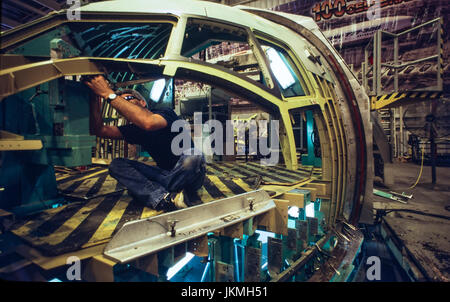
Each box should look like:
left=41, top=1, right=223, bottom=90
left=116, top=89, right=147, bottom=107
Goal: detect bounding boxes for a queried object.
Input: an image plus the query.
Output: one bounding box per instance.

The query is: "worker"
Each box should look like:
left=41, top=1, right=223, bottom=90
left=84, top=75, right=205, bottom=212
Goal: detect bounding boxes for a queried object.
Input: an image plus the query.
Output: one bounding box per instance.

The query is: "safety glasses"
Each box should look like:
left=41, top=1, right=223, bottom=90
left=123, top=95, right=136, bottom=101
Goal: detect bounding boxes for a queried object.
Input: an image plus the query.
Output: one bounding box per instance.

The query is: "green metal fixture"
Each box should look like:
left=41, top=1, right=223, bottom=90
left=301, top=110, right=322, bottom=167
left=0, top=35, right=96, bottom=215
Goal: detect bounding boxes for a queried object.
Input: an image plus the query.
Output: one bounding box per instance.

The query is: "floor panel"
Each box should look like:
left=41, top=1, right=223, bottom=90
left=12, top=160, right=317, bottom=256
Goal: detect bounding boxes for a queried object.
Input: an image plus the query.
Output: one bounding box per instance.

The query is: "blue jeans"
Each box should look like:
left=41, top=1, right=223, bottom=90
left=109, top=149, right=206, bottom=209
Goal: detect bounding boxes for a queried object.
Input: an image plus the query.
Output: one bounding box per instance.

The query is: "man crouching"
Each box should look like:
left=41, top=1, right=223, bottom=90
left=85, top=75, right=205, bottom=212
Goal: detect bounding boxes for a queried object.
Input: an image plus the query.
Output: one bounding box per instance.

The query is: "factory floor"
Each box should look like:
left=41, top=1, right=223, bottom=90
left=2, top=157, right=448, bottom=282
left=0, top=158, right=318, bottom=277
left=371, top=161, right=450, bottom=281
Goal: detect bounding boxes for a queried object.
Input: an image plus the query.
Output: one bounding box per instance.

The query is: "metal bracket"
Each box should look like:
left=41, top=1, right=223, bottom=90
left=373, top=188, right=412, bottom=204
left=104, top=190, right=275, bottom=263
left=0, top=130, right=43, bottom=151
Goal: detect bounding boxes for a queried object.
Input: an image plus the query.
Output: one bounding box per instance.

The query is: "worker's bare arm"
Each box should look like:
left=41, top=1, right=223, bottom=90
left=85, top=76, right=168, bottom=132
left=89, top=94, right=123, bottom=139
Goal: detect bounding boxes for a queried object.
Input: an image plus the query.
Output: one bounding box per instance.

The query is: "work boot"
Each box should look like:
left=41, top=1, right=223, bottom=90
left=170, top=191, right=189, bottom=209
left=155, top=196, right=178, bottom=212
left=156, top=191, right=189, bottom=212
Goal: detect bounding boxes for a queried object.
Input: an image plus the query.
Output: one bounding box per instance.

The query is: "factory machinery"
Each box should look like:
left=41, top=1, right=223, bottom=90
left=0, top=0, right=374, bottom=282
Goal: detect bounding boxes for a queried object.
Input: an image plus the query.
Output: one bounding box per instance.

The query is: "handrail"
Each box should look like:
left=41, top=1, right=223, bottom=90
left=383, top=17, right=442, bottom=37
left=381, top=55, right=439, bottom=69
left=362, top=17, right=443, bottom=97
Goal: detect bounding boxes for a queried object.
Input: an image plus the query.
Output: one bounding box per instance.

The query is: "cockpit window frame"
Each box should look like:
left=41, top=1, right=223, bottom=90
left=177, top=16, right=282, bottom=99
left=253, top=31, right=313, bottom=100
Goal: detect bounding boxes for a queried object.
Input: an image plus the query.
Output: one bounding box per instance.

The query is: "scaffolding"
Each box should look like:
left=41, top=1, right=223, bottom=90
left=362, top=17, right=444, bottom=159
left=363, top=17, right=443, bottom=98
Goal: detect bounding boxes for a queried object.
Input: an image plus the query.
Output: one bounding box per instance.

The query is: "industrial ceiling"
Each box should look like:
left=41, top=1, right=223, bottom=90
left=1, top=0, right=289, bottom=32
left=1, top=0, right=67, bottom=31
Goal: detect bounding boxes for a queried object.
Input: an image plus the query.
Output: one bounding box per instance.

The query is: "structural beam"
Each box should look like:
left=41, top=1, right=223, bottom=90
left=104, top=190, right=275, bottom=263
left=1, top=17, right=21, bottom=28
left=31, top=0, right=61, bottom=11
left=16, top=0, right=49, bottom=16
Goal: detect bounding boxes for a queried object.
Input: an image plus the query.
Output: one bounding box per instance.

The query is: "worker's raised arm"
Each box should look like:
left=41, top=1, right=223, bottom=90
left=88, top=91, right=123, bottom=139
left=85, top=75, right=168, bottom=132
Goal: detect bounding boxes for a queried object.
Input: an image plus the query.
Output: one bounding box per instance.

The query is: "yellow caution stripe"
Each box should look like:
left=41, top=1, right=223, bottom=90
left=11, top=161, right=321, bottom=256
left=371, top=91, right=443, bottom=110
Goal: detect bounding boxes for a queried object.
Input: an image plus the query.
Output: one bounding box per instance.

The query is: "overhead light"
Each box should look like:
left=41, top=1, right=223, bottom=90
left=305, top=203, right=315, bottom=218
left=288, top=206, right=299, bottom=218
left=255, top=230, right=276, bottom=244
left=166, top=252, right=195, bottom=280
left=287, top=204, right=315, bottom=218
left=150, top=78, right=166, bottom=102
left=266, top=47, right=296, bottom=89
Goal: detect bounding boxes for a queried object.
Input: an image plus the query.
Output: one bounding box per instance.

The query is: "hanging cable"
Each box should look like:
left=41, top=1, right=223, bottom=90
left=409, top=142, right=425, bottom=189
